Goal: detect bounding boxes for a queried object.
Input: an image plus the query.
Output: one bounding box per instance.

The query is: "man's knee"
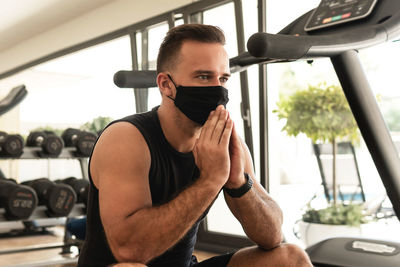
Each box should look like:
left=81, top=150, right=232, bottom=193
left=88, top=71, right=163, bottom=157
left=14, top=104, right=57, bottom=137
left=229, top=244, right=311, bottom=267
left=274, top=243, right=312, bottom=267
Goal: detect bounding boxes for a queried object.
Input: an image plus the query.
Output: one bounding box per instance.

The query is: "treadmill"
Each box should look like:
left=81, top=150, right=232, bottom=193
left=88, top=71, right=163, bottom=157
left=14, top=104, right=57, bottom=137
left=114, top=1, right=400, bottom=265
left=245, top=0, right=400, bottom=266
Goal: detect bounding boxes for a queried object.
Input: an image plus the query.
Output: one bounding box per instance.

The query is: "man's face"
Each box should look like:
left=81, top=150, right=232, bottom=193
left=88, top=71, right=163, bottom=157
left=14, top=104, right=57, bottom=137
left=171, top=40, right=231, bottom=88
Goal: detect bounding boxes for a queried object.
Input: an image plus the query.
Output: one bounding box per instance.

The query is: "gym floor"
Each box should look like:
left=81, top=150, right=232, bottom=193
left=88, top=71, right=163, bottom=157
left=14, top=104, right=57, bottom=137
left=0, top=226, right=216, bottom=266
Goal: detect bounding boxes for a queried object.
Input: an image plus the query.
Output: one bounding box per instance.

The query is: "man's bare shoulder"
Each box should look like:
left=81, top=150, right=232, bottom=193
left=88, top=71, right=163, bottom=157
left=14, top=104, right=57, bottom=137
left=96, top=121, right=148, bottom=153
left=90, top=121, right=151, bottom=188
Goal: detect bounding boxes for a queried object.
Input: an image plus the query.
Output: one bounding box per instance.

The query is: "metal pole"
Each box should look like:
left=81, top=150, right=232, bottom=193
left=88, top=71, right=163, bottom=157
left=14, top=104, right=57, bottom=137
left=257, top=0, right=268, bottom=189
left=234, top=0, right=254, bottom=159
left=130, top=30, right=149, bottom=113
left=331, top=50, right=400, bottom=218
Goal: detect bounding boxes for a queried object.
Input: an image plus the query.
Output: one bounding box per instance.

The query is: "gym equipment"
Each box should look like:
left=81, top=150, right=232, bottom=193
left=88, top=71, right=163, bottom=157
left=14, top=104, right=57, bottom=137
left=313, top=142, right=366, bottom=203
left=0, top=131, right=24, bottom=157
left=61, top=128, right=97, bottom=157
left=0, top=169, right=6, bottom=180
left=0, top=85, right=27, bottom=116
left=22, top=178, right=76, bottom=217
left=306, top=237, right=400, bottom=266
left=0, top=178, right=38, bottom=220
left=304, top=0, right=378, bottom=32
left=26, top=131, right=64, bottom=157
left=56, top=177, right=89, bottom=206
left=114, top=70, right=157, bottom=88
left=66, top=217, right=87, bottom=240
left=243, top=0, right=400, bottom=266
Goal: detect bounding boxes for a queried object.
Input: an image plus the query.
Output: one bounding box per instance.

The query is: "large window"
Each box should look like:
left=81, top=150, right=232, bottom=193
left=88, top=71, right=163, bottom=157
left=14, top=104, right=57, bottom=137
left=266, top=0, right=400, bottom=247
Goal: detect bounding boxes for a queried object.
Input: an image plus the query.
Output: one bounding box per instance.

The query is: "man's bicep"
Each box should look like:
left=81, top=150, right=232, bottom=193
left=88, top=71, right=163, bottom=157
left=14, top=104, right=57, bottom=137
left=91, top=122, right=152, bottom=230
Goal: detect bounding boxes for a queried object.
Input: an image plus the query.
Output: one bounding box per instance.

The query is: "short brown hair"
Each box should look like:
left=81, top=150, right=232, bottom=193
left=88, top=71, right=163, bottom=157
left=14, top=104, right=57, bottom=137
left=156, top=24, right=225, bottom=74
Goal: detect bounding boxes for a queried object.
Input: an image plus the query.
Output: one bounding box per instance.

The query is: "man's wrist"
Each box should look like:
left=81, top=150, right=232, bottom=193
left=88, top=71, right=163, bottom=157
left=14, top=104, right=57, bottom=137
left=224, top=173, right=253, bottom=198
left=224, top=173, right=247, bottom=189
left=198, top=172, right=227, bottom=193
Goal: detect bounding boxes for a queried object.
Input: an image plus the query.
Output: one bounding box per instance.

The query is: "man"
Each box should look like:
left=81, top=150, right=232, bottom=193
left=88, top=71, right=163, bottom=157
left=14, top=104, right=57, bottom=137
left=78, top=24, right=312, bottom=267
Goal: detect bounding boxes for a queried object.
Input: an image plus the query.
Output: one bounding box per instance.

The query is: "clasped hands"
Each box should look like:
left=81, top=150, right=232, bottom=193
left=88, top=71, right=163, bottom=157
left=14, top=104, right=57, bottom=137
left=193, top=105, right=247, bottom=189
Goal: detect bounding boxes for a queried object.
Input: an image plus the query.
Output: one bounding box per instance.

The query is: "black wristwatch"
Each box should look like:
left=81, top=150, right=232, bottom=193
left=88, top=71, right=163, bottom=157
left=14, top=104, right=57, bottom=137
left=224, top=173, right=253, bottom=198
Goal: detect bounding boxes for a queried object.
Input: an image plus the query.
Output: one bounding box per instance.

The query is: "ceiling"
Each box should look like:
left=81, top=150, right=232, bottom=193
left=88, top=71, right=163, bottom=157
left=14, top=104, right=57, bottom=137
left=0, top=0, right=116, bottom=52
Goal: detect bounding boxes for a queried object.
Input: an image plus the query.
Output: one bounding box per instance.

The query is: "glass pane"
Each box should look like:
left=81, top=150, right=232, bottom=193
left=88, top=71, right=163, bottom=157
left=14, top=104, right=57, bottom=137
left=146, top=23, right=169, bottom=110
left=203, top=2, right=238, bottom=58
left=0, top=36, right=133, bottom=181
left=148, top=23, right=169, bottom=70
left=358, top=42, right=400, bottom=243
left=267, top=59, right=341, bottom=247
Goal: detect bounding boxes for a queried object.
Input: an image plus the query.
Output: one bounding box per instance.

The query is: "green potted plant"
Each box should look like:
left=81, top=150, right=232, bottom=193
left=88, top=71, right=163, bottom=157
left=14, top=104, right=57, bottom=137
left=80, top=116, right=113, bottom=135
left=274, top=83, right=368, bottom=246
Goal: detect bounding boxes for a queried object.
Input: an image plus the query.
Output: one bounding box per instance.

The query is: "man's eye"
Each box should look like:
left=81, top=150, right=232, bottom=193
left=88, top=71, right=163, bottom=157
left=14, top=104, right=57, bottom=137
left=220, top=77, right=229, bottom=83
left=198, top=75, right=208, bottom=80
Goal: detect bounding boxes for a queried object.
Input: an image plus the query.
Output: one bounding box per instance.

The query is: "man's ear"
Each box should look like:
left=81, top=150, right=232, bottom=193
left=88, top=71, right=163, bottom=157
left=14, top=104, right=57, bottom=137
left=157, top=73, right=173, bottom=97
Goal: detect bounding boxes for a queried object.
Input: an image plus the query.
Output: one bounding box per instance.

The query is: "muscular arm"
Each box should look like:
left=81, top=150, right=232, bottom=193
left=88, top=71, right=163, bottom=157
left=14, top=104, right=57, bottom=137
left=92, top=109, right=232, bottom=264
left=224, top=126, right=283, bottom=250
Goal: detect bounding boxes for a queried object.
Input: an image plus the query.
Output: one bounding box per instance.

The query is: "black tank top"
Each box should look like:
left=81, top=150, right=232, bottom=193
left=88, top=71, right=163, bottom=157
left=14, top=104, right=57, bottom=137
left=78, top=107, right=202, bottom=267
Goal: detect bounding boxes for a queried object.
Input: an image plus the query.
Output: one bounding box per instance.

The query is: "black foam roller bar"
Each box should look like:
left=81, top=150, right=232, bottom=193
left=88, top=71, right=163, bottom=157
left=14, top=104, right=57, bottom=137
left=247, top=32, right=310, bottom=59
left=113, top=70, right=157, bottom=88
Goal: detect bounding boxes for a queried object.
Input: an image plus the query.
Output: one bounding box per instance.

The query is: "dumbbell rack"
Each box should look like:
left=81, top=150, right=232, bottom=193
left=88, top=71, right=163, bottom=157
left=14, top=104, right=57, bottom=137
left=0, top=146, right=89, bottom=265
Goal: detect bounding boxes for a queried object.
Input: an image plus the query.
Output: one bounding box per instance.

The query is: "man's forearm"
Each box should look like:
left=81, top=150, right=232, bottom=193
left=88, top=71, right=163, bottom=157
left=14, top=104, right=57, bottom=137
left=224, top=184, right=283, bottom=249
left=111, top=177, right=220, bottom=263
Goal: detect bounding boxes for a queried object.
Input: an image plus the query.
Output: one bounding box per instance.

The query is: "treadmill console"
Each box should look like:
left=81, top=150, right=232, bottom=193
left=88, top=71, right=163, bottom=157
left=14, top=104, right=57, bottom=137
left=305, top=0, right=378, bottom=32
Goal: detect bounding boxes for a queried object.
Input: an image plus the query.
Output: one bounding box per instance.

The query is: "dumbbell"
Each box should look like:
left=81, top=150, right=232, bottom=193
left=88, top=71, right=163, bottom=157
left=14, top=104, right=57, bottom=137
left=0, top=178, right=38, bottom=220
left=21, top=178, right=77, bottom=217
left=0, top=131, right=24, bottom=157
left=56, top=177, right=89, bottom=206
left=26, top=131, right=64, bottom=157
left=61, top=128, right=97, bottom=157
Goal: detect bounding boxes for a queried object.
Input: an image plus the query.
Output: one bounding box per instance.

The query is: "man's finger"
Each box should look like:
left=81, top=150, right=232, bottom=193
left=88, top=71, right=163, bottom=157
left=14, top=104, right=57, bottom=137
left=200, top=109, right=221, bottom=141
left=211, top=109, right=228, bottom=143
left=219, top=118, right=233, bottom=146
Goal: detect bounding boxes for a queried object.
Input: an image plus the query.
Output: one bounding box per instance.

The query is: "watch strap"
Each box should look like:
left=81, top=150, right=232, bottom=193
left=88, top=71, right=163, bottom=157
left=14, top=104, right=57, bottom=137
left=224, top=172, right=253, bottom=198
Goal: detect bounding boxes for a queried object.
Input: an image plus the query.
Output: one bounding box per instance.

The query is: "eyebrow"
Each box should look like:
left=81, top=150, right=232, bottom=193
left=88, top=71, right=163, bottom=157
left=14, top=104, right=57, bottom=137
left=192, top=70, right=231, bottom=78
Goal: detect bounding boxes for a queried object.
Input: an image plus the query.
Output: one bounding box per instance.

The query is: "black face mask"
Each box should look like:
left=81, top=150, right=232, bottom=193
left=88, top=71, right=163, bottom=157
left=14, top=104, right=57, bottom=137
left=166, top=74, right=229, bottom=125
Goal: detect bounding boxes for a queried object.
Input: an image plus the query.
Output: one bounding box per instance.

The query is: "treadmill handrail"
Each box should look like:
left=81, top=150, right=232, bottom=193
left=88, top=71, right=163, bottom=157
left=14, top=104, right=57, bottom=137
left=247, top=10, right=400, bottom=59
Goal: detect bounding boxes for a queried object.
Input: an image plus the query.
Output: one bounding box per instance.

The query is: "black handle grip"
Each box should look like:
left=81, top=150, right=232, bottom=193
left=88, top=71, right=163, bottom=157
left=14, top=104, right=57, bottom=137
left=113, top=70, right=157, bottom=88
left=247, top=26, right=386, bottom=59
left=247, top=33, right=311, bottom=59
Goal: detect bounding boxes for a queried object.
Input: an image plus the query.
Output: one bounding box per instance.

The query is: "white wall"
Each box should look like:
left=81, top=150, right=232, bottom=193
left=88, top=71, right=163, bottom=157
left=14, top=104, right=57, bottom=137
left=0, top=0, right=192, bottom=74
